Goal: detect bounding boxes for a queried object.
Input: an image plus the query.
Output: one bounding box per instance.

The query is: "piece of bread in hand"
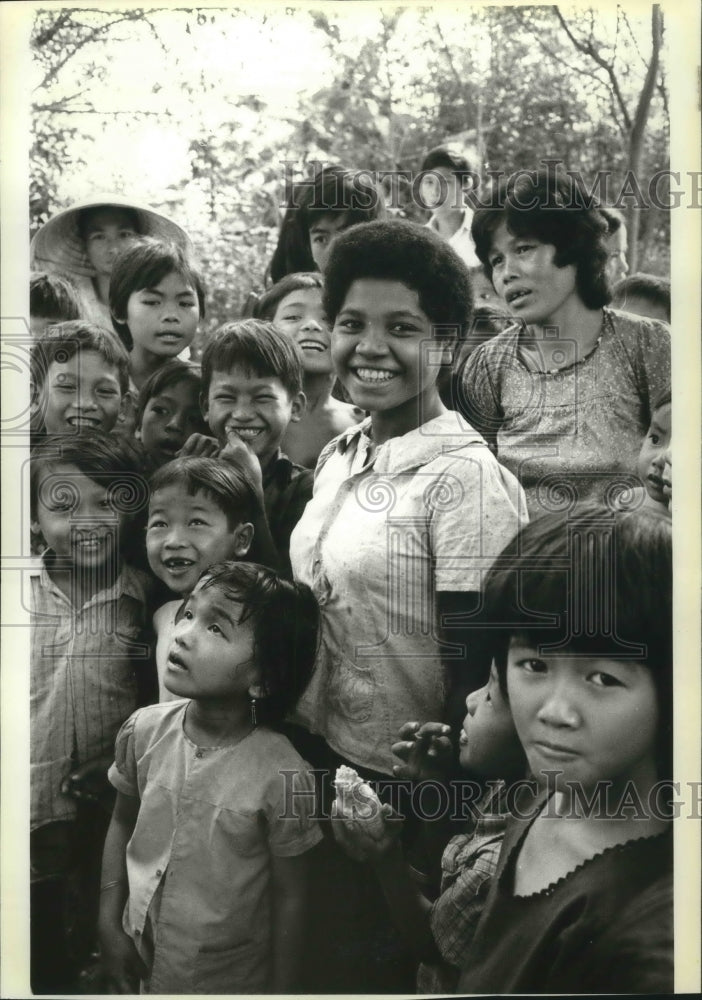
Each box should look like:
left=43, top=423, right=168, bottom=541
left=334, top=764, right=386, bottom=838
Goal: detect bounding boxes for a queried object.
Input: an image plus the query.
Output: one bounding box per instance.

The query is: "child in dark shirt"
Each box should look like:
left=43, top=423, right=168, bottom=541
left=182, top=319, right=313, bottom=576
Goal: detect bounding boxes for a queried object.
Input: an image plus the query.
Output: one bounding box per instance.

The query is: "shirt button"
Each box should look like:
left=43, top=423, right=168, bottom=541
left=195, top=750, right=203, bottom=758
left=135, top=929, right=141, bottom=937
left=156, top=869, right=162, bottom=877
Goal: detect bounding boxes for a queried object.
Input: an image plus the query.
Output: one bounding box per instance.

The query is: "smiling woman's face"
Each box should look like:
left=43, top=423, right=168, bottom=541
left=331, top=278, right=446, bottom=434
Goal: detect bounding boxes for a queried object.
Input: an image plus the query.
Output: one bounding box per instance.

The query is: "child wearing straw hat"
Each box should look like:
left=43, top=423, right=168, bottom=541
left=30, top=196, right=193, bottom=334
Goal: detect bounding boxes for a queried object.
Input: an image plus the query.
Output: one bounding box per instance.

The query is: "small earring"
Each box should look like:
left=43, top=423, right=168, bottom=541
left=250, top=697, right=257, bottom=728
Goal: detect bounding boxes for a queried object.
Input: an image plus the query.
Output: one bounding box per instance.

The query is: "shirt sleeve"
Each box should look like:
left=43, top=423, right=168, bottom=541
left=459, top=342, right=505, bottom=445
left=107, top=710, right=140, bottom=797
left=429, top=832, right=504, bottom=968
left=611, top=311, right=671, bottom=412
left=265, top=758, right=323, bottom=858
left=431, top=448, right=528, bottom=592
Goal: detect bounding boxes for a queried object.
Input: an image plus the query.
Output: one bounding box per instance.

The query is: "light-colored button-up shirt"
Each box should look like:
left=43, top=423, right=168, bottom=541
left=425, top=208, right=480, bottom=268
left=30, top=552, right=152, bottom=830
left=290, top=413, right=527, bottom=773
left=109, top=701, right=323, bottom=994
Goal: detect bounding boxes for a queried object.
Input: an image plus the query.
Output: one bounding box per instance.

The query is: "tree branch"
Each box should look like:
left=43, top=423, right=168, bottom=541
left=553, top=7, right=632, bottom=130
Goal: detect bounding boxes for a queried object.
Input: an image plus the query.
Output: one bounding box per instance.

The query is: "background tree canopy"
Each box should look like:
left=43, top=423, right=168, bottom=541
left=30, top=3, right=669, bottom=342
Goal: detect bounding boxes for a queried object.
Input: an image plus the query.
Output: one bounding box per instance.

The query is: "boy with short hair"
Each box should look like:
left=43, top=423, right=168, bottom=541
left=419, top=146, right=480, bottom=268
left=30, top=270, right=81, bottom=338
left=183, top=318, right=313, bottom=576
left=30, top=320, right=130, bottom=437
left=29, top=433, right=155, bottom=991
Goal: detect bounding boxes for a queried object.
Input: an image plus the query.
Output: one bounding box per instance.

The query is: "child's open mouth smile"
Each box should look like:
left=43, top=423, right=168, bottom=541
left=350, top=366, right=399, bottom=385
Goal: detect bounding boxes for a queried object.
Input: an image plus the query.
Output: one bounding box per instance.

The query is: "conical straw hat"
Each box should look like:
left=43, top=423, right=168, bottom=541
left=30, top=194, right=193, bottom=277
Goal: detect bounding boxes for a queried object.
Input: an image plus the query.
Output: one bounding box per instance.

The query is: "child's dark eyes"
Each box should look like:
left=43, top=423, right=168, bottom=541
left=335, top=318, right=362, bottom=332
left=149, top=405, right=169, bottom=417
left=649, top=433, right=660, bottom=444
left=147, top=519, right=167, bottom=530
left=188, top=518, right=209, bottom=527
left=590, top=671, right=624, bottom=688
left=256, top=394, right=276, bottom=403
left=208, top=622, right=223, bottom=635
left=517, top=657, right=547, bottom=673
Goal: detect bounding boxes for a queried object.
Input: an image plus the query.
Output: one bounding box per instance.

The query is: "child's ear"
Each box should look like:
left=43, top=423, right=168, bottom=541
left=232, top=522, right=254, bottom=558
left=289, top=391, right=306, bottom=424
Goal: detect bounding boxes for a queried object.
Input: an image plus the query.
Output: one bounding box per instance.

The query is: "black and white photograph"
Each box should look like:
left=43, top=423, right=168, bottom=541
left=1, top=0, right=700, bottom=995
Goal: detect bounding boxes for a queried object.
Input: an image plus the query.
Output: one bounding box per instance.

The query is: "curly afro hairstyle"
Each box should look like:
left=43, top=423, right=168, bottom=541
left=471, top=168, right=611, bottom=310
left=322, top=219, right=474, bottom=342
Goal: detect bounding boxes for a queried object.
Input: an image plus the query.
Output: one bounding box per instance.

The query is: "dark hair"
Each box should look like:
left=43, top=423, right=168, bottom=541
left=269, top=165, right=385, bottom=283
left=149, top=456, right=260, bottom=530
left=30, top=320, right=130, bottom=395
left=651, top=388, right=671, bottom=412
left=30, top=271, right=81, bottom=322
left=612, top=273, right=670, bottom=322
left=255, top=272, right=324, bottom=321
left=483, top=507, right=672, bottom=778
left=200, top=319, right=304, bottom=400
left=471, top=168, right=611, bottom=310
left=198, top=561, right=320, bottom=723
left=76, top=205, right=141, bottom=241
left=599, top=205, right=625, bottom=236
left=109, top=237, right=206, bottom=350
left=134, top=360, right=206, bottom=430
left=30, top=431, right=149, bottom=523
left=420, top=145, right=473, bottom=182
left=323, top=219, right=474, bottom=341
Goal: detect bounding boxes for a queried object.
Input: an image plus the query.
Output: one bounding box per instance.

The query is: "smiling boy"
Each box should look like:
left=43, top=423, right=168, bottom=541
left=30, top=321, right=130, bottom=439
left=191, top=319, right=313, bottom=576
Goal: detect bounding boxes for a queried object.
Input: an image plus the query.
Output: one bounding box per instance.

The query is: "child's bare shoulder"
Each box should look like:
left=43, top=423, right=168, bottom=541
left=153, top=598, right=183, bottom=631
left=324, top=397, right=365, bottom=432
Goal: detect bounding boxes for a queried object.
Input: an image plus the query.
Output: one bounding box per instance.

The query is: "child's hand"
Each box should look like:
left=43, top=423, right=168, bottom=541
left=99, top=924, right=147, bottom=994
left=391, top=721, right=453, bottom=782
left=331, top=799, right=402, bottom=862
left=178, top=432, right=220, bottom=458
left=220, top=429, right=265, bottom=497
left=61, top=757, right=113, bottom=810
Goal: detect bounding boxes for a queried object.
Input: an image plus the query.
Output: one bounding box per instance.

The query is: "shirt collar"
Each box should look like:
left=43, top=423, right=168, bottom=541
left=334, top=413, right=486, bottom=474
left=38, top=549, right=148, bottom=609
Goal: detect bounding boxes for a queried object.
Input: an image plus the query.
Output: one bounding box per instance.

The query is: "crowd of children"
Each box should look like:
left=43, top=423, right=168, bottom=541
left=28, top=158, right=673, bottom=995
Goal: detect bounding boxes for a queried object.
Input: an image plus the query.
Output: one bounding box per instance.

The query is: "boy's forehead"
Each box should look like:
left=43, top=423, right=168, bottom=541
left=209, top=366, right=288, bottom=393
left=47, top=350, right=120, bottom=378
left=150, top=484, right=223, bottom=511
left=275, top=288, right=322, bottom=312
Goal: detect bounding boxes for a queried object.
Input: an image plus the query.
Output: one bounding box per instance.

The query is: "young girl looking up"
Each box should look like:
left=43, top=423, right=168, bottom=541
left=98, top=562, right=323, bottom=994
left=256, top=272, right=363, bottom=467
left=30, top=196, right=192, bottom=332
left=135, top=360, right=208, bottom=467
left=456, top=507, right=673, bottom=994
left=109, top=238, right=205, bottom=392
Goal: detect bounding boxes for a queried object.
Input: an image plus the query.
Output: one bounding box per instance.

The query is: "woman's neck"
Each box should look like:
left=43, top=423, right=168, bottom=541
left=302, top=371, right=336, bottom=411
left=526, top=298, right=603, bottom=347
left=129, top=346, right=164, bottom=391
left=184, top=698, right=253, bottom=747
left=92, top=273, right=111, bottom=305
left=370, top=386, right=447, bottom=446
